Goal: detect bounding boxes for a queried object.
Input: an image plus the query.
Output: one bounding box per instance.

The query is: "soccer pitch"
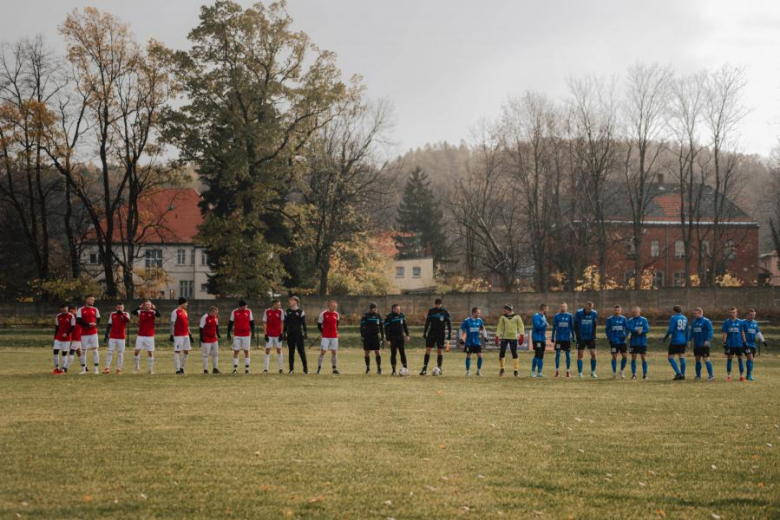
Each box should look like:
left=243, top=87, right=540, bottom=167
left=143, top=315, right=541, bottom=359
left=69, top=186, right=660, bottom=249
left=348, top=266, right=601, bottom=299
left=1, top=327, right=779, bottom=519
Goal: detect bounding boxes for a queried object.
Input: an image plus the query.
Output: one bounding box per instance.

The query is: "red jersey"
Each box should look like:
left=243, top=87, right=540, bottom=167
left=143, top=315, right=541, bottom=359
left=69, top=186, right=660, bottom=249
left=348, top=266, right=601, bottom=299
left=71, top=321, right=82, bottom=342
left=230, top=308, right=254, bottom=337
left=318, top=310, right=340, bottom=339
left=56, top=312, right=76, bottom=341
left=200, top=314, right=219, bottom=343
left=136, top=309, right=158, bottom=337
left=108, top=311, right=131, bottom=339
left=171, top=308, right=190, bottom=337
left=263, top=308, right=284, bottom=337
left=77, top=306, right=100, bottom=336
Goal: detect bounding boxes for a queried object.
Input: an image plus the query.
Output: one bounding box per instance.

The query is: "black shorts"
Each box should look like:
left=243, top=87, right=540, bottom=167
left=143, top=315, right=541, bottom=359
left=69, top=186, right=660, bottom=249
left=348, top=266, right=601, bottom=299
left=629, top=345, right=647, bottom=355
left=388, top=336, right=405, bottom=349
left=725, top=346, right=745, bottom=356
left=578, top=339, right=596, bottom=350
left=745, top=346, right=757, bottom=356
left=466, top=344, right=482, bottom=354
left=555, top=341, right=571, bottom=352
left=610, top=343, right=627, bottom=354
left=533, top=341, right=546, bottom=353
left=363, top=336, right=381, bottom=351
left=668, top=343, right=686, bottom=356
left=426, top=335, right=446, bottom=349
left=693, top=346, right=710, bottom=358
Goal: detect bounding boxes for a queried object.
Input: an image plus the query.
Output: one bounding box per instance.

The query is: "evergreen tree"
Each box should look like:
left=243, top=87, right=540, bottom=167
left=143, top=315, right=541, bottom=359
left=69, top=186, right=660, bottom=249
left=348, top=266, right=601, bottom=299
left=396, top=167, right=448, bottom=263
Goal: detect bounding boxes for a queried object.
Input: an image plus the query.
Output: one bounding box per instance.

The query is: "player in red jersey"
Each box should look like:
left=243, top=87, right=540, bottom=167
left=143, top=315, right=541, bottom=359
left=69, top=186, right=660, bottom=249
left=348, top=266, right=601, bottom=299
left=228, top=299, right=255, bottom=374
left=170, top=297, right=193, bottom=374
left=263, top=299, right=285, bottom=374
left=103, top=303, right=130, bottom=374
left=52, top=303, right=75, bottom=374
left=133, top=300, right=161, bottom=374
left=76, top=295, right=101, bottom=374
left=317, top=300, right=341, bottom=375
left=67, top=305, right=88, bottom=374
left=200, top=306, right=221, bottom=374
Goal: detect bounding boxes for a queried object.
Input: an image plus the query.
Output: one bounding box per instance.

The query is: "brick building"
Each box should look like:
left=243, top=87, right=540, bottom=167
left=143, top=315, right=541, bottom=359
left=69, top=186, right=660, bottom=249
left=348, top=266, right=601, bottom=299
left=601, top=182, right=759, bottom=288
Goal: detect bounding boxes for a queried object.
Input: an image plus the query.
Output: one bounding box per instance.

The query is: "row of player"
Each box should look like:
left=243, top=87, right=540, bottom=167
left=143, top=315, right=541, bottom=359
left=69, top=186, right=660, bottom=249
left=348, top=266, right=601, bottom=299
left=49, top=296, right=767, bottom=381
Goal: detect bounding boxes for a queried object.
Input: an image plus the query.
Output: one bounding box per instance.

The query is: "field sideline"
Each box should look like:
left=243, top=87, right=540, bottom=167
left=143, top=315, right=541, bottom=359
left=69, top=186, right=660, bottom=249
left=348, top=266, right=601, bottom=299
left=1, top=328, right=779, bottom=519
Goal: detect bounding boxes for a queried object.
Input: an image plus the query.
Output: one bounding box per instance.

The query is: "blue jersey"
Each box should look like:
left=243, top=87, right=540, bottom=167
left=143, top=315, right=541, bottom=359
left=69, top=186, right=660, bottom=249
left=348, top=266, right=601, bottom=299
left=605, top=315, right=629, bottom=345
left=532, top=312, right=548, bottom=342
left=664, top=314, right=689, bottom=345
left=551, top=312, right=574, bottom=342
left=722, top=319, right=743, bottom=348
left=460, top=317, right=485, bottom=347
left=627, top=316, right=649, bottom=347
left=574, top=309, right=597, bottom=341
left=690, top=317, right=713, bottom=348
left=740, top=319, right=761, bottom=348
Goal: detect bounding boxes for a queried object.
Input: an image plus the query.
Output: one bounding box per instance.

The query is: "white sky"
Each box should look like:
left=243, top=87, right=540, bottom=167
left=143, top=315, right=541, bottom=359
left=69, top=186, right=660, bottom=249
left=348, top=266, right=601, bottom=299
left=3, top=0, right=779, bottom=156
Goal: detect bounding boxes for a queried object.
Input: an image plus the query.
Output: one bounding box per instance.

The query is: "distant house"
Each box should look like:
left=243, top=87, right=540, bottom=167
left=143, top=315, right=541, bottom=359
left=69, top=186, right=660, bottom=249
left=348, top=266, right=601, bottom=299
left=758, top=251, right=780, bottom=286
left=375, top=231, right=436, bottom=294
left=81, top=188, right=214, bottom=299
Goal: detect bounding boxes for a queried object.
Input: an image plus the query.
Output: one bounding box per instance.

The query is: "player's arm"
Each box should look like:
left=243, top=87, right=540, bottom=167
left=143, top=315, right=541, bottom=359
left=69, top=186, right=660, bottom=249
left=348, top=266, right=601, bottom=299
left=170, top=310, right=177, bottom=340
left=282, top=313, right=288, bottom=340
left=154, top=309, right=161, bottom=318
left=380, top=318, right=386, bottom=342
left=53, top=319, right=59, bottom=339
left=459, top=322, right=467, bottom=345
left=445, top=311, right=452, bottom=340
left=757, top=331, right=767, bottom=346
left=133, top=307, right=141, bottom=317
left=496, top=316, right=504, bottom=339
left=199, top=315, right=207, bottom=343
left=573, top=312, right=581, bottom=342
left=104, top=315, right=112, bottom=342
left=423, top=312, right=431, bottom=338
left=227, top=311, right=234, bottom=340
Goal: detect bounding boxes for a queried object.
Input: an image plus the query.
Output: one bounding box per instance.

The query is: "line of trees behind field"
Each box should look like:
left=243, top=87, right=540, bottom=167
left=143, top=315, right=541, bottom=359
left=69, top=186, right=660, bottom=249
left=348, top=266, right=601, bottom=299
left=1, top=1, right=779, bottom=303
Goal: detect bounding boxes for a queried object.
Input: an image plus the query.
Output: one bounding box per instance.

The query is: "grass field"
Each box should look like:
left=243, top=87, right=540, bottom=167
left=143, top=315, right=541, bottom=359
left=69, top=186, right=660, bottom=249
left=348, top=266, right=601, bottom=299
left=1, top=326, right=779, bottom=519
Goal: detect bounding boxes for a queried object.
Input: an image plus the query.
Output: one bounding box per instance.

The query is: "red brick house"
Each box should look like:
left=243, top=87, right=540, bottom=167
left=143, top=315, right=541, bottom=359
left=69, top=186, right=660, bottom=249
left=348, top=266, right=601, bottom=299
left=602, top=182, right=759, bottom=287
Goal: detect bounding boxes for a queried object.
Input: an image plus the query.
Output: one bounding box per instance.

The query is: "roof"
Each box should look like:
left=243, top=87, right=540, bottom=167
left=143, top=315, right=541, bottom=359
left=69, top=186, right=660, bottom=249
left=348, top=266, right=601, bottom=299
left=84, top=188, right=203, bottom=245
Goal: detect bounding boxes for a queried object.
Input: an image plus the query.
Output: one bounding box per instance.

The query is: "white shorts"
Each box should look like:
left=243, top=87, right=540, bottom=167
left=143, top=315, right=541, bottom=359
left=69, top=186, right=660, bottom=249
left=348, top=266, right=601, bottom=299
left=173, top=336, right=192, bottom=352
left=107, top=338, right=126, bottom=352
left=232, top=336, right=251, bottom=351
left=135, top=336, right=155, bottom=352
left=81, top=334, right=99, bottom=349
left=201, top=342, right=218, bottom=354
left=266, top=336, right=282, bottom=348
left=320, top=338, right=339, bottom=351
left=53, top=340, right=71, bottom=351
left=70, top=341, right=82, bottom=351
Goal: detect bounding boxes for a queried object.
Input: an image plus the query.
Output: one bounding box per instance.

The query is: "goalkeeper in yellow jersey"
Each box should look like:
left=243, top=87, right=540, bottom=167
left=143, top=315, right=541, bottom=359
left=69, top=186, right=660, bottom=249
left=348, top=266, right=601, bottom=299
left=495, top=304, right=525, bottom=378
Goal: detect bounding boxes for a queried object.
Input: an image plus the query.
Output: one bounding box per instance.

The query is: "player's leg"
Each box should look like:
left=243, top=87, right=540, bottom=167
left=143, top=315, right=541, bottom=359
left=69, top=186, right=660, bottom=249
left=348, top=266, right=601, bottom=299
left=60, top=341, right=71, bottom=372
left=737, top=352, right=745, bottom=380
left=745, top=349, right=755, bottom=380
left=554, top=343, right=561, bottom=377
left=678, top=351, right=687, bottom=378
left=52, top=341, right=61, bottom=373
left=421, top=341, right=433, bottom=375
left=364, top=340, right=371, bottom=374
left=276, top=342, right=284, bottom=374
left=375, top=342, right=382, bottom=375
left=173, top=337, right=182, bottom=373
left=296, top=335, right=308, bottom=374
left=577, top=344, right=585, bottom=377
left=211, top=343, right=219, bottom=373
left=630, top=352, right=638, bottom=379
left=134, top=340, right=142, bottom=374
left=667, top=344, right=681, bottom=379
left=317, top=339, right=327, bottom=374
left=610, top=346, right=618, bottom=377
left=398, top=342, right=408, bottom=370
left=536, top=343, right=545, bottom=376
left=76, top=345, right=87, bottom=374
left=620, top=351, right=628, bottom=378
left=465, top=350, right=472, bottom=376
left=180, top=337, right=190, bottom=373
left=243, top=339, right=251, bottom=374
left=232, top=338, right=240, bottom=374
left=330, top=340, right=339, bottom=374
left=265, top=344, right=271, bottom=374
left=476, top=351, right=483, bottom=376
left=202, top=341, right=210, bottom=374
left=641, top=352, right=648, bottom=379
left=704, top=352, right=713, bottom=380
left=146, top=339, right=155, bottom=374
left=104, top=339, right=115, bottom=374
left=565, top=344, right=571, bottom=375
left=589, top=346, right=597, bottom=378
left=390, top=340, right=398, bottom=375
left=510, top=341, right=519, bottom=377
left=287, top=337, right=295, bottom=373
left=115, top=340, right=125, bottom=373
left=436, top=343, right=444, bottom=371
left=531, top=343, right=538, bottom=377
left=726, top=351, right=734, bottom=381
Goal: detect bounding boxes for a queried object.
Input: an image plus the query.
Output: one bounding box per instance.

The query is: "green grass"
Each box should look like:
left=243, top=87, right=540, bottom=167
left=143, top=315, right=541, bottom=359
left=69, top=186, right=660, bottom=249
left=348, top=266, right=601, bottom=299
left=1, top=327, right=779, bottom=519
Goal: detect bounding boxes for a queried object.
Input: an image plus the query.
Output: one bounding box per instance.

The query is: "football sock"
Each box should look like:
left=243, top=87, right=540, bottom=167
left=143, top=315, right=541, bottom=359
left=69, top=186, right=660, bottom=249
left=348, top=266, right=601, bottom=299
left=565, top=351, right=571, bottom=369
left=53, top=351, right=59, bottom=368
left=611, top=359, right=617, bottom=373
left=499, top=357, right=505, bottom=369
left=181, top=353, right=188, bottom=370
left=631, top=359, right=637, bottom=375
left=590, top=359, right=596, bottom=372
left=278, top=352, right=284, bottom=371
left=265, top=353, right=271, bottom=371
left=135, top=354, right=141, bottom=371
left=477, top=357, right=483, bottom=370
left=437, top=354, right=443, bottom=368
left=695, top=361, right=702, bottom=378
left=513, top=358, right=519, bottom=371
left=148, top=356, right=154, bottom=371
left=245, top=357, right=250, bottom=369
left=738, top=358, right=745, bottom=375
left=173, top=352, right=180, bottom=371
left=318, top=352, right=325, bottom=369
left=577, top=359, right=583, bottom=374
left=211, top=350, right=218, bottom=369
left=706, top=360, right=713, bottom=377
left=62, top=352, right=70, bottom=369
left=232, top=357, right=239, bottom=369
left=465, top=357, right=471, bottom=372
left=726, top=358, right=733, bottom=374
left=331, top=352, right=338, bottom=370
left=116, top=352, right=124, bottom=369
left=365, top=355, right=370, bottom=369
left=375, top=355, right=381, bottom=370
left=105, top=349, right=114, bottom=369
left=423, top=353, right=430, bottom=369
left=203, top=352, right=209, bottom=371
left=679, top=358, right=686, bottom=376
left=642, top=360, right=648, bottom=375
left=620, top=357, right=627, bottom=371
left=537, top=359, right=543, bottom=373
left=668, top=357, right=680, bottom=375
left=79, top=352, right=86, bottom=368
left=531, top=357, right=538, bottom=372
left=92, top=349, right=99, bottom=368
left=555, top=350, right=561, bottom=369
left=746, top=359, right=753, bottom=377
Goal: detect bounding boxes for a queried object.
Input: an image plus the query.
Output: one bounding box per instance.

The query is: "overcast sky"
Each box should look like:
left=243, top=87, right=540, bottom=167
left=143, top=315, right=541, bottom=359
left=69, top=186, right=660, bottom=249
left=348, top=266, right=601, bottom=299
left=3, top=0, right=779, bottom=156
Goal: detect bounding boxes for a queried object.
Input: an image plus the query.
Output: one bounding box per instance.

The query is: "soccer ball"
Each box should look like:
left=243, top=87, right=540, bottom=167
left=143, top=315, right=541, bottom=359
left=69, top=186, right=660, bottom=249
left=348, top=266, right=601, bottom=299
left=432, top=367, right=442, bottom=376
left=399, top=367, right=409, bottom=376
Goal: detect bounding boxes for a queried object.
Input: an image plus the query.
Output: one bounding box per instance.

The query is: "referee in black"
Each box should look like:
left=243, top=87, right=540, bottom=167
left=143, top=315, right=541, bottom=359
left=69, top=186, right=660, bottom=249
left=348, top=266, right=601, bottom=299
left=421, top=298, right=452, bottom=375
left=283, top=296, right=308, bottom=374
left=360, top=303, right=384, bottom=374
left=384, top=304, right=410, bottom=375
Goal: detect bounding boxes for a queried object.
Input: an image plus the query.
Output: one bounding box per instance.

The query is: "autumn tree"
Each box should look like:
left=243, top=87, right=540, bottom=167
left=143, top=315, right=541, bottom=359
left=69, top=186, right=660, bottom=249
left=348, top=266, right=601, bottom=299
left=396, top=167, right=449, bottom=263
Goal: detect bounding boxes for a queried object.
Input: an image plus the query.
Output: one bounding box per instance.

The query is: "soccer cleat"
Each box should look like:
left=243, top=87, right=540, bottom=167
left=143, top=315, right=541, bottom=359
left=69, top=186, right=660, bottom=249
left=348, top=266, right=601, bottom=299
left=51, top=368, right=61, bottom=375
left=707, top=375, right=715, bottom=381
left=631, top=374, right=637, bottom=380
left=263, top=370, right=269, bottom=375
left=245, top=369, right=250, bottom=374
left=79, top=367, right=88, bottom=375
left=554, top=370, right=560, bottom=378
left=232, top=368, right=238, bottom=374
left=726, top=375, right=732, bottom=382
left=499, top=368, right=505, bottom=378
left=102, top=367, right=111, bottom=375
left=746, top=375, right=754, bottom=381
left=612, top=373, right=617, bottom=380
left=620, top=370, right=625, bottom=379
left=466, top=370, right=471, bottom=377
left=530, top=372, right=536, bottom=378
left=62, top=367, right=68, bottom=373
left=565, top=371, right=571, bottom=378
left=537, top=372, right=545, bottom=378
left=673, top=374, right=683, bottom=381
left=289, top=370, right=295, bottom=375
left=739, top=376, right=746, bottom=382
left=93, top=367, right=99, bottom=374
left=365, top=367, right=370, bottom=375
left=419, top=369, right=427, bottom=376
left=316, top=367, right=322, bottom=375
left=391, top=370, right=396, bottom=376
left=134, top=369, right=140, bottom=375
left=513, top=370, right=519, bottom=378
left=204, top=370, right=209, bottom=375
left=212, top=368, right=220, bottom=374
left=642, top=374, right=648, bottom=380
left=279, top=369, right=283, bottom=374
left=694, top=376, right=701, bottom=381
left=578, top=372, right=584, bottom=379
left=332, top=369, right=340, bottom=375
left=176, top=369, right=185, bottom=375
left=303, top=369, right=309, bottom=375
left=476, top=370, right=482, bottom=377
left=377, top=368, right=382, bottom=375
left=116, top=369, right=122, bottom=375
left=591, top=372, right=598, bottom=379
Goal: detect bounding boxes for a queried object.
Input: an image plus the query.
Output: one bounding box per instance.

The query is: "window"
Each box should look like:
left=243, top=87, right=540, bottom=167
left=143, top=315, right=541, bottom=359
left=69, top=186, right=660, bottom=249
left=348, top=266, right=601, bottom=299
left=396, top=266, right=405, bottom=278
left=177, top=249, right=186, bottom=265
left=201, top=251, right=208, bottom=266
left=145, top=249, right=163, bottom=269
left=626, top=239, right=637, bottom=259
left=724, top=240, right=736, bottom=261
left=650, top=240, right=660, bottom=258
left=653, top=271, right=664, bottom=289
left=87, top=252, right=99, bottom=265
left=412, top=266, right=421, bottom=278
left=673, top=272, right=686, bottom=287
left=674, top=241, right=685, bottom=259
left=200, top=283, right=209, bottom=294
left=190, top=249, right=195, bottom=265
left=179, top=280, right=194, bottom=298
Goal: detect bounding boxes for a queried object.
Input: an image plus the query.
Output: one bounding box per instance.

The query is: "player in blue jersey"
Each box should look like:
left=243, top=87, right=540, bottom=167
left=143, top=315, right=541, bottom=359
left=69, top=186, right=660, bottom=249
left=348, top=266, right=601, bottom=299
left=722, top=307, right=744, bottom=382
left=551, top=303, right=574, bottom=378
left=690, top=307, right=714, bottom=381
left=460, top=307, right=486, bottom=377
left=574, top=301, right=598, bottom=378
left=740, top=308, right=766, bottom=382
left=663, top=305, right=690, bottom=380
left=605, top=305, right=629, bottom=379
left=627, top=306, right=650, bottom=380
left=531, top=304, right=548, bottom=378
